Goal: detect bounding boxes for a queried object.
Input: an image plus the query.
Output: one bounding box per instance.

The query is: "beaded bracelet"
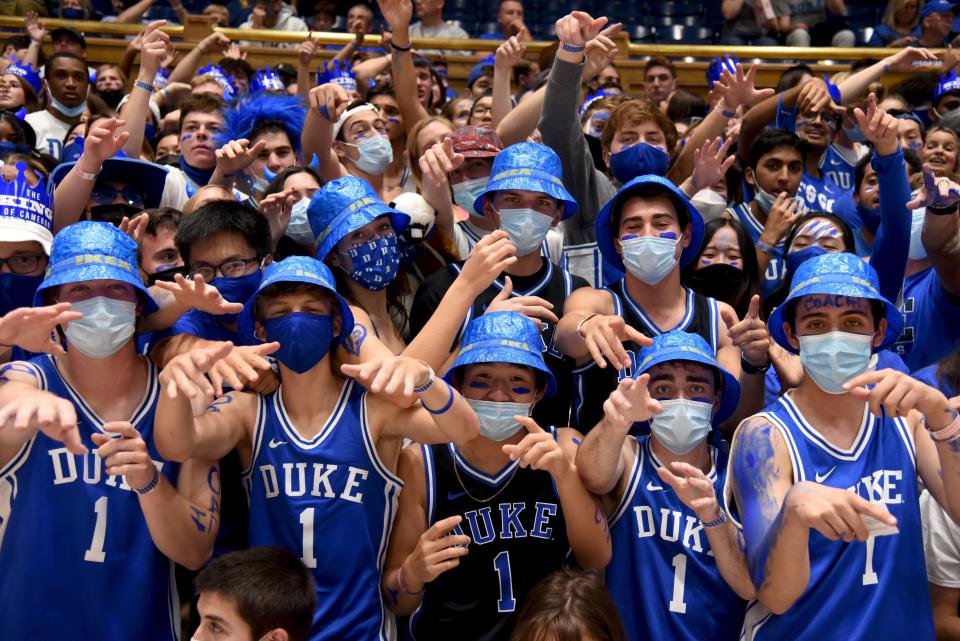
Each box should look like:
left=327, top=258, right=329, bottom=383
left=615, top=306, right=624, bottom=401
left=703, top=507, right=727, bottom=528
left=755, top=240, right=776, bottom=256
left=134, top=466, right=161, bottom=495
left=560, top=42, right=586, bottom=54
left=134, top=79, right=155, bottom=94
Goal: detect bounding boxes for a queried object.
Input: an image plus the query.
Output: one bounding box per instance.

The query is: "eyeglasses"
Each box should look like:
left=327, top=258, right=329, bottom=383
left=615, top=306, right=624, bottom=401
left=471, top=105, right=493, bottom=116
left=0, top=253, right=45, bottom=274
left=799, top=111, right=841, bottom=127
left=90, top=186, right=145, bottom=208
left=190, top=256, right=261, bottom=281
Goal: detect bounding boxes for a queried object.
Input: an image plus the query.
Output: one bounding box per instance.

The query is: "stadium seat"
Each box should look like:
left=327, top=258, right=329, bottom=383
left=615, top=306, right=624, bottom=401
left=855, top=26, right=875, bottom=45
left=630, top=24, right=657, bottom=43
left=643, top=14, right=701, bottom=28
left=658, top=25, right=715, bottom=44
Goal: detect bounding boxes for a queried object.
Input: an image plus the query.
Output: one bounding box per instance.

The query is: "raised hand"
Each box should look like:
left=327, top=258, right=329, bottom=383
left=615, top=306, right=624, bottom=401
left=484, top=275, right=558, bottom=330
left=844, top=368, right=955, bottom=428
left=602, top=374, right=662, bottom=428
left=0, top=303, right=81, bottom=355
left=377, top=0, right=413, bottom=33
left=657, top=461, right=722, bottom=522
left=419, top=137, right=463, bottom=191
left=796, top=77, right=844, bottom=117
left=24, top=11, right=45, bottom=43
left=299, top=37, right=319, bottom=66
left=577, top=313, right=652, bottom=370
left=308, top=82, right=351, bottom=121
left=582, top=22, right=622, bottom=82
left=691, top=137, right=735, bottom=192
left=91, top=421, right=157, bottom=490
left=721, top=295, right=770, bottom=369
left=554, top=11, right=609, bottom=49
left=852, top=93, right=898, bottom=155
left=159, top=341, right=235, bottom=400
left=341, top=354, right=432, bottom=397
left=0, top=387, right=85, bottom=455
left=457, top=230, right=517, bottom=295
left=79, top=118, right=129, bottom=172
left=906, top=164, right=960, bottom=210
left=224, top=42, right=247, bottom=61
left=885, top=46, right=941, bottom=73
left=215, top=138, right=267, bottom=178
left=713, top=63, right=774, bottom=110
left=502, top=416, right=574, bottom=479
left=495, top=33, right=527, bottom=72
left=199, top=32, right=231, bottom=56
left=138, top=20, right=171, bottom=78
left=118, top=212, right=149, bottom=244
left=784, top=481, right=896, bottom=542
left=259, top=187, right=296, bottom=242
left=400, top=515, right=471, bottom=592
left=210, top=343, right=280, bottom=395
left=759, top=193, right=801, bottom=246
left=153, top=273, right=246, bottom=317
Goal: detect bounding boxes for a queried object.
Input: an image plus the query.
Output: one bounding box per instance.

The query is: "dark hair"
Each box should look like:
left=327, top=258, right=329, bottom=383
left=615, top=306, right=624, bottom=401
left=784, top=294, right=885, bottom=335
left=218, top=57, right=253, bottom=82
left=854, top=150, right=873, bottom=192
left=894, top=72, right=940, bottom=108
left=667, top=89, right=706, bottom=124
left=43, top=52, right=87, bottom=80
left=682, top=217, right=760, bottom=318
left=0, top=110, right=36, bottom=148
left=937, top=349, right=960, bottom=396
left=174, top=200, right=272, bottom=265
left=747, top=128, right=804, bottom=170
left=3, top=35, right=30, bottom=52
left=265, top=165, right=324, bottom=197
left=367, top=81, right=396, bottom=102
left=178, top=93, right=228, bottom=133
left=512, top=59, right=535, bottom=85
left=249, top=120, right=293, bottom=148
left=776, top=64, right=814, bottom=93
left=644, top=56, right=676, bottom=78
left=510, top=569, right=627, bottom=641
left=194, top=547, right=316, bottom=641
left=145, top=207, right=183, bottom=236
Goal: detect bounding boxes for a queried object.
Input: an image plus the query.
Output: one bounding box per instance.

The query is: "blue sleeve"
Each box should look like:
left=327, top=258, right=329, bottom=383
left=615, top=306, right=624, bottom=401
left=869, top=147, right=911, bottom=304
left=775, top=95, right=797, bottom=132
left=169, top=311, right=205, bottom=338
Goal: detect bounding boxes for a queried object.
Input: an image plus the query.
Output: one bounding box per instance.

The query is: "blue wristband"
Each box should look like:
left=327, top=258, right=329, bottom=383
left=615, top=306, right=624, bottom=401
left=134, top=79, right=154, bottom=94
left=560, top=42, right=586, bottom=54
left=703, top=508, right=727, bottom=528
left=134, top=465, right=161, bottom=495
left=755, top=240, right=776, bottom=255
left=422, top=380, right=454, bottom=415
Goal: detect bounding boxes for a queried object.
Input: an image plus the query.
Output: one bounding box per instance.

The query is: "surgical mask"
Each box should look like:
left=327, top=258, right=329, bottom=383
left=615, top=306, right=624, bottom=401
left=497, top=207, right=554, bottom=256
left=909, top=209, right=927, bottom=260
left=690, top=189, right=729, bottom=221
left=842, top=123, right=865, bottom=143
left=49, top=95, right=87, bottom=118
left=61, top=7, right=84, bottom=18
left=346, top=135, right=393, bottom=175
left=753, top=184, right=778, bottom=214
left=650, top=399, right=713, bottom=455
left=798, top=331, right=873, bottom=394
left=338, top=234, right=399, bottom=291
left=262, top=313, right=334, bottom=373
left=609, top=142, right=670, bottom=183
left=287, top=198, right=316, bottom=246
left=452, top=176, right=487, bottom=215
left=465, top=398, right=530, bottom=441
left=621, top=234, right=680, bottom=284
left=64, top=296, right=137, bottom=358
left=785, top=245, right=828, bottom=283
left=209, top=271, right=262, bottom=323
left=0, top=273, right=42, bottom=317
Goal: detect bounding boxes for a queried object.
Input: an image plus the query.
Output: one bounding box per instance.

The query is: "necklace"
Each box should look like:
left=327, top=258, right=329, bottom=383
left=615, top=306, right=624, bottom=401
left=451, top=449, right=519, bottom=504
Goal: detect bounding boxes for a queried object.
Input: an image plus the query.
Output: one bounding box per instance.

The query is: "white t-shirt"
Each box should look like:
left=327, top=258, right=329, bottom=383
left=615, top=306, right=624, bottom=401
left=921, top=488, right=960, bottom=587
left=409, top=21, right=471, bottom=54
left=24, top=110, right=71, bottom=158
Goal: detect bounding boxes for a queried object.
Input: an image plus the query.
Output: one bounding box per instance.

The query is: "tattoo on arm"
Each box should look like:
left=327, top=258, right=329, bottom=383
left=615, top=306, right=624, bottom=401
left=190, top=466, right=222, bottom=533
left=0, top=363, right=38, bottom=384
left=343, top=324, right=367, bottom=357
left=386, top=586, right=399, bottom=606
left=206, top=395, right=233, bottom=414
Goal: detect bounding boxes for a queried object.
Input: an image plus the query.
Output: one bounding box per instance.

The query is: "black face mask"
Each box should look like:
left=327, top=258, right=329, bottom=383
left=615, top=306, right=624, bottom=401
left=97, top=89, right=124, bottom=110
left=685, top=263, right=745, bottom=306
left=146, top=264, right=191, bottom=286
left=88, top=203, right=143, bottom=227
left=155, top=153, right=180, bottom=167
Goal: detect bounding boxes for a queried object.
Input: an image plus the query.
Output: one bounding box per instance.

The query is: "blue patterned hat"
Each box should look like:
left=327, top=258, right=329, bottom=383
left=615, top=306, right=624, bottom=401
left=0, top=161, right=53, bottom=254
left=444, top=311, right=556, bottom=397
left=769, top=252, right=903, bottom=354
left=4, top=61, right=41, bottom=94
left=635, top=330, right=740, bottom=423
left=237, top=256, right=354, bottom=346
left=317, top=59, right=358, bottom=94
left=473, top=142, right=578, bottom=219
left=34, top=221, right=158, bottom=312
left=198, top=64, right=237, bottom=103
left=308, top=176, right=409, bottom=261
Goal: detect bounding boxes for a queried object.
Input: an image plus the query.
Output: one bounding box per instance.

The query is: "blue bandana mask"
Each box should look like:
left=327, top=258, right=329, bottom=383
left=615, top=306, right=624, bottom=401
left=262, top=313, right=334, bottom=373
left=497, top=207, right=554, bottom=256
left=209, top=270, right=262, bottom=324
left=339, top=234, right=399, bottom=291
left=465, top=398, right=530, bottom=441
left=609, top=143, right=670, bottom=183
left=0, top=273, right=42, bottom=316
left=785, top=245, right=828, bottom=283
left=798, top=331, right=873, bottom=394
left=857, top=202, right=881, bottom=235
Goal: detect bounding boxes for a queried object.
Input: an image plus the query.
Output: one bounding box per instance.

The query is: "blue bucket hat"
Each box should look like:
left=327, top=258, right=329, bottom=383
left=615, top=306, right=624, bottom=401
left=473, top=142, right=579, bottom=219
left=769, top=252, right=903, bottom=354
left=34, top=221, right=158, bottom=313
left=237, top=256, right=355, bottom=346
left=635, top=330, right=740, bottom=423
left=444, top=311, right=557, bottom=398
left=308, top=176, right=410, bottom=261
left=51, top=144, right=168, bottom=210
left=596, top=174, right=704, bottom=273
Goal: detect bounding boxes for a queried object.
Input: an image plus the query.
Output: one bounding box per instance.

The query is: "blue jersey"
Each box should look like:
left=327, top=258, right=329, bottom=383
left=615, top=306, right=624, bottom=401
left=763, top=350, right=910, bottom=407
left=894, top=266, right=960, bottom=372
left=244, top=379, right=402, bottom=641
left=798, top=170, right=861, bottom=241
left=821, top=144, right=861, bottom=193
left=729, top=202, right=785, bottom=297
left=731, top=393, right=932, bottom=641
left=607, top=436, right=745, bottom=641
left=0, top=355, right=180, bottom=641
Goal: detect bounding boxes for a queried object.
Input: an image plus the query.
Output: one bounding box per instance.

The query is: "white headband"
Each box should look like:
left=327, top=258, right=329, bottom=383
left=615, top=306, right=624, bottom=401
left=332, top=103, right=378, bottom=141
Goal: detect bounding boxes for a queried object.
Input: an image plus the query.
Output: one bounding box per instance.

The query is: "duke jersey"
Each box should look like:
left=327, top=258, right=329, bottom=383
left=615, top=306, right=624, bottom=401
left=607, top=437, right=746, bottom=641
left=244, top=379, right=401, bottom=641
left=410, top=433, right=570, bottom=641
left=729, top=202, right=786, bottom=297
left=821, top=143, right=864, bottom=193
left=797, top=170, right=861, bottom=240
left=893, top=266, right=960, bottom=372
left=572, top=281, right=720, bottom=430
left=727, top=393, right=932, bottom=641
left=0, top=355, right=181, bottom=641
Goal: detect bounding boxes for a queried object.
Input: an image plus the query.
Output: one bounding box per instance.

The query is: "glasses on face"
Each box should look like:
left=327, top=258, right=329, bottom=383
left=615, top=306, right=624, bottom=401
left=190, top=256, right=260, bottom=281
left=799, top=111, right=841, bottom=128
left=90, top=186, right=145, bottom=208
left=472, top=105, right=493, bottom=116
left=0, top=253, right=44, bottom=274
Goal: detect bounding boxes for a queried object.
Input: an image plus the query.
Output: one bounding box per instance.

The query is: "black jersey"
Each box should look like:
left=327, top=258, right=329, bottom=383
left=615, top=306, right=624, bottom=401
left=410, top=259, right=588, bottom=427
left=409, top=435, right=570, bottom=641
left=572, top=279, right=721, bottom=431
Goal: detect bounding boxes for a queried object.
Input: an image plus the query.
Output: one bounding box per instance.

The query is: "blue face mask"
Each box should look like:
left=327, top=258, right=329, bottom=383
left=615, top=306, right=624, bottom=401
left=621, top=234, right=680, bottom=284
left=262, top=313, right=334, bottom=373
left=339, top=234, right=400, bottom=291
left=497, top=207, right=554, bottom=256
left=842, top=123, right=865, bottom=143
left=857, top=202, right=881, bottom=235
left=0, top=140, right=28, bottom=159
left=798, top=331, right=874, bottom=394
left=785, top=245, right=828, bottom=283
left=209, top=270, right=262, bottom=324
left=61, top=137, right=84, bottom=162
left=465, top=398, right=530, bottom=441
left=61, top=7, right=84, bottom=19
left=609, top=142, right=670, bottom=183
left=0, top=273, right=43, bottom=316
left=650, top=399, right=713, bottom=455
left=452, top=176, right=488, bottom=216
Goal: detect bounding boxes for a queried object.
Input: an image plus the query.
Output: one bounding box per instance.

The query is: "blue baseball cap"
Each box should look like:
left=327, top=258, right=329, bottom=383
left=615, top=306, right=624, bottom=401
left=444, top=311, right=557, bottom=398
left=34, top=220, right=158, bottom=313
left=635, top=330, right=740, bottom=423
left=921, top=0, right=956, bottom=19
left=467, top=58, right=493, bottom=89
left=51, top=144, right=168, bottom=210
left=237, top=256, right=354, bottom=346
left=596, top=174, right=704, bottom=273
left=308, top=176, right=410, bottom=262
left=473, top=142, right=579, bottom=220
left=769, top=252, right=903, bottom=354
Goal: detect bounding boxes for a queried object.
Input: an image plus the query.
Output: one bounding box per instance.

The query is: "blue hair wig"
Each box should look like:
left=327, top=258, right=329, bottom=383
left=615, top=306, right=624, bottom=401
left=216, top=92, right=307, bottom=156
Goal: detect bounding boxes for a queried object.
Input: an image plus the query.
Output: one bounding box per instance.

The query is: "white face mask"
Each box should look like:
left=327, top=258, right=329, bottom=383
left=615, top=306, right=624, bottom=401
left=908, top=208, right=927, bottom=260
left=497, top=207, right=554, bottom=256
left=345, top=134, right=393, bottom=175
left=287, top=197, right=316, bottom=247
left=621, top=235, right=680, bottom=284
left=452, top=176, right=488, bottom=215
left=64, top=296, right=137, bottom=358
left=798, top=331, right=874, bottom=394
left=465, top=398, right=530, bottom=441
left=650, top=399, right=713, bottom=455
left=690, top=188, right=729, bottom=222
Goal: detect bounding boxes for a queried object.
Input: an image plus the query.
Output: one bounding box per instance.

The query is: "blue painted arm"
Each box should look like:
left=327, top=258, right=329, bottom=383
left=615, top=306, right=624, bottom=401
left=869, top=146, right=911, bottom=303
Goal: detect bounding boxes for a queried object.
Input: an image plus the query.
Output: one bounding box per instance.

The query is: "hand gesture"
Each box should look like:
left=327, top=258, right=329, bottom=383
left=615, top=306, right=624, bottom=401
left=582, top=22, right=622, bottom=82
left=577, top=313, right=652, bottom=370
left=24, top=11, right=45, bottom=43
left=0, top=387, right=85, bottom=455
left=945, top=44, right=960, bottom=71
left=843, top=369, right=954, bottom=427
left=852, top=93, right=897, bottom=155
left=153, top=273, right=246, bottom=317
left=259, top=187, right=296, bottom=242
left=457, top=230, right=517, bottom=296
left=118, top=212, right=149, bottom=244
left=91, top=421, right=156, bottom=490
left=713, top=63, right=774, bottom=110
left=721, top=296, right=770, bottom=369
left=906, top=164, right=960, bottom=209
left=224, top=42, right=247, bottom=61
left=0, top=303, right=81, bottom=355
left=351, top=17, right=369, bottom=44
left=160, top=341, right=277, bottom=398
left=377, top=0, right=413, bottom=33
left=554, top=11, right=609, bottom=49
left=495, top=33, right=527, bottom=72
left=138, top=20, right=171, bottom=78
left=485, top=276, right=558, bottom=330
left=656, top=461, right=721, bottom=522
left=502, top=416, right=574, bottom=480
left=199, top=32, right=231, bottom=56
left=602, top=374, right=663, bottom=429
left=79, top=118, right=129, bottom=172
left=796, top=77, right=843, bottom=117
left=308, top=82, right=351, bottom=121
left=215, top=138, right=266, bottom=177
left=299, top=36, right=319, bottom=65
left=211, top=343, right=280, bottom=395
left=401, top=515, right=471, bottom=591
left=885, top=46, right=940, bottom=74
left=419, top=137, right=463, bottom=191
left=691, top=137, right=735, bottom=192
left=759, top=193, right=801, bottom=245
left=785, top=481, right=896, bottom=542
left=341, top=354, right=432, bottom=397
left=379, top=26, right=393, bottom=52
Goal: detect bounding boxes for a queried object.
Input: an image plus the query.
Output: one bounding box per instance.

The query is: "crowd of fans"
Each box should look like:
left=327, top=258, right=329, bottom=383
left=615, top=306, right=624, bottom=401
left=3, top=1, right=960, bottom=641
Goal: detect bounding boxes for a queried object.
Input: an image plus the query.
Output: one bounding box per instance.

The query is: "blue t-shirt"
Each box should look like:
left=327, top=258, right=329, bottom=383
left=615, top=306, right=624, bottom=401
left=894, top=266, right=960, bottom=372
left=913, top=363, right=958, bottom=399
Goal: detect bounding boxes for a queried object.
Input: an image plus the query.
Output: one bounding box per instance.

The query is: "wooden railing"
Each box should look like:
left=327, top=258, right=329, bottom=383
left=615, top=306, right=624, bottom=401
left=0, top=15, right=931, bottom=94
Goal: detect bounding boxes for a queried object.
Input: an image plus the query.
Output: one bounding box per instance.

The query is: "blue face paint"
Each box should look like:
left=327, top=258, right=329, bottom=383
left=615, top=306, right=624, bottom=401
left=468, top=381, right=490, bottom=389
left=512, top=387, right=532, bottom=395
left=622, top=231, right=677, bottom=242
left=700, top=258, right=713, bottom=266
left=180, top=133, right=193, bottom=142
left=387, top=117, right=401, bottom=124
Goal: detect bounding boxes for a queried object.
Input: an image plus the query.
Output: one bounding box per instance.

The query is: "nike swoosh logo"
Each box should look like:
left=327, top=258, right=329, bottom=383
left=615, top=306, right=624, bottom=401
left=268, top=438, right=287, bottom=448
left=446, top=490, right=467, bottom=501
left=646, top=481, right=664, bottom=492
left=815, top=466, right=836, bottom=483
